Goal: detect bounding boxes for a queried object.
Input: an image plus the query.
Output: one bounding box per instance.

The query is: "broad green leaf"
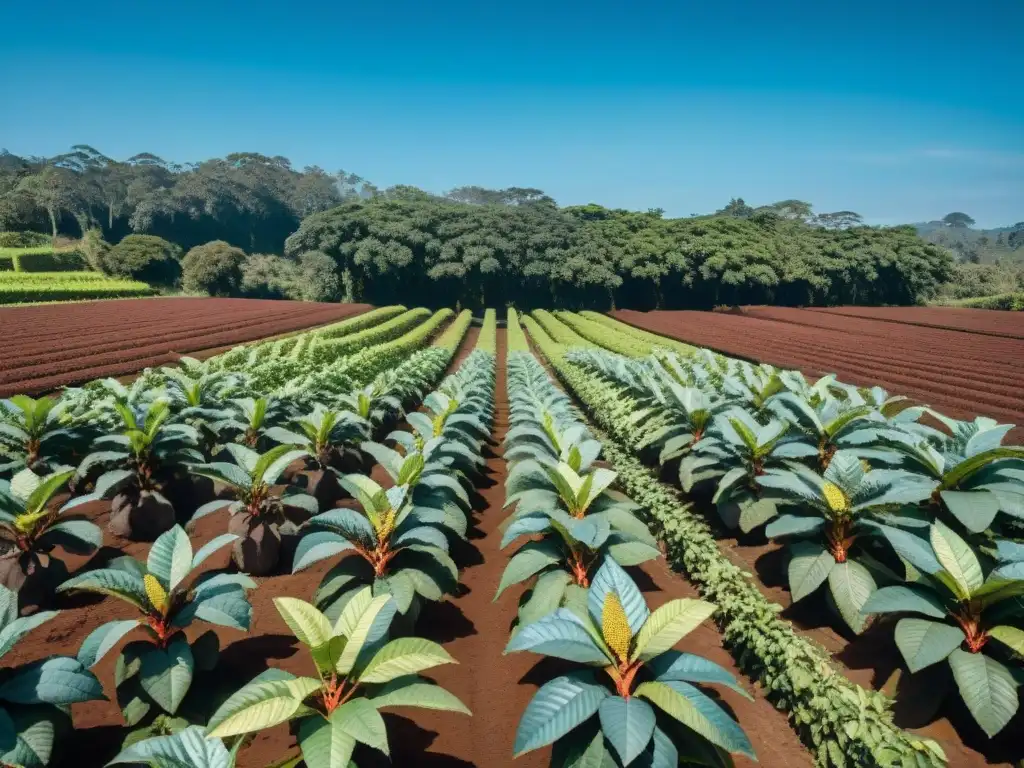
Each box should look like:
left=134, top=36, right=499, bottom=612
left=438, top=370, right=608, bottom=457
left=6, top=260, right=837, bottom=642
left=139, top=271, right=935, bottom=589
left=859, top=585, right=946, bottom=619
left=787, top=541, right=836, bottom=602
left=827, top=561, right=876, bottom=634
left=57, top=567, right=148, bottom=611
left=947, top=648, right=1019, bottom=737
left=273, top=597, right=333, bottom=649
left=0, top=656, right=102, bottom=705
left=369, top=675, right=471, bottom=714
left=139, top=636, right=194, bottom=715
left=514, top=673, right=609, bottom=757
left=147, top=526, right=194, bottom=592
left=645, top=650, right=751, bottom=700
left=107, top=725, right=233, bottom=768
left=207, top=676, right=322, bottom=738
left=0, top=610, right=59, bottom=659
left=988, top=625, right=1024, bottom=659
left=328, top=698, right=388, bottom=753
left=894, top=618, right=965, bottom=673
left=77, top=619, right=142, bottom=668
left=191, top=534, right=239, bottom=571
left=635, top=680, right=755, bottom=758
left=599, top=696, right=655, bottom=766
left=506, top=612, right=611, bottom=665
left=336, top=593, right=395, bottom=675
left=494, top=540, right=562, bottom=600
left=360, top=637, right=456, bottom=683
left=297, top=714, right=356, bottom=768
left=631, top=599, right=716, bottom=662
left=930, top=520, right=983, bottom=598
left=940, top=490, right=999, bottom=534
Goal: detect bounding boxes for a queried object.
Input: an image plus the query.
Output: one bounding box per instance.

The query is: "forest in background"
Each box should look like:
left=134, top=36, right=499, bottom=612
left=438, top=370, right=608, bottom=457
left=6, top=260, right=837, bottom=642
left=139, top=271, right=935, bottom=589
left=2, top=144, right=1017, bottom=309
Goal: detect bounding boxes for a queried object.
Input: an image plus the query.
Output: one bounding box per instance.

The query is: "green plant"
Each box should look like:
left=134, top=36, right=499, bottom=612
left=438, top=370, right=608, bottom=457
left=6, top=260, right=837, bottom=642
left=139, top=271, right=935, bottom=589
left=57, top=526, right=252, bottom=729
left=0, top=584, right=104, bottom=767
left=108, top=725, right=242, bottom=768
left=506, top=558, right=754, bottom=765
left=861, top=520, right=1023, bottom=737
left=679, top=408, right=816, bottom=533
left=205, top=590, right=469, bottom=766
left=0, top=395, right=83, bottom=477
left=103, top=234, right=181, bottom=286
left=0, top=468, right=101, bottom=609
left=264, top=405, right=370, bottom=471
left=189, top=444, right=317, bottom=574
left=181, top=240, right=247, bottom=296
left=757, top=451, right=935, bottom=632
left=294, top=474, right=458, bottom=619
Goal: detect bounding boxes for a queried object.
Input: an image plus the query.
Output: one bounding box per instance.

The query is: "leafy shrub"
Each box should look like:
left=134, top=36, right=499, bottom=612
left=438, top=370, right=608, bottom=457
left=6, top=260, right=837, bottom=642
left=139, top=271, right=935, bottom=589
left=0, top=231, right=50, bottom=248
left=296, top=250, right=342, bottom=302
left=81, top=228, right=111, bottom=272
left=181, top=240, right=247, bottom=297
left=240, top=253, right=299, bottom=299
left=13, top=248, right=86, bottom=272
left=104, top=235, right=182, bottom=286
left=944, top=292, right=1024, bottom=310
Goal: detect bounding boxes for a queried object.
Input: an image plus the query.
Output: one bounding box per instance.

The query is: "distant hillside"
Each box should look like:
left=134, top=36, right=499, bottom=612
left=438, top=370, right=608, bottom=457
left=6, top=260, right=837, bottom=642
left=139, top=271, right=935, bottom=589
left=914, top=220, right=1024, bottom=264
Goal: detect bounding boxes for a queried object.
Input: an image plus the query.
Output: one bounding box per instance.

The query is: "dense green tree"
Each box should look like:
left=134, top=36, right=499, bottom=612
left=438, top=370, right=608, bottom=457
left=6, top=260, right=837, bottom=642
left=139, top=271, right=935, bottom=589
left=104, top=234, right=182, bottom=286
left=942, top=211, right=975, bottom=228
left=295, top=250, right=343, bottom=302
left=181, top=240, right=247, bottom=296
left=241, top=253, right=300, bottom=299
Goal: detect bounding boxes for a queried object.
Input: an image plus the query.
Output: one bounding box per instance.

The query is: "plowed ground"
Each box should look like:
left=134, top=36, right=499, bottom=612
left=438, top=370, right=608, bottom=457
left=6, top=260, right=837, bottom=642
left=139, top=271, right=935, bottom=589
left=0, top=298, right=371, bottom=396
left=611, top=308, right=1024, bottom=442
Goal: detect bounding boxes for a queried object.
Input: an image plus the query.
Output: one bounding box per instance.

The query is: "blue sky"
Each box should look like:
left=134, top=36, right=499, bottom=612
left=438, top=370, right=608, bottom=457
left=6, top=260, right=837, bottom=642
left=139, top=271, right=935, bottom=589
left=2, top=0, right=1022, bottom=226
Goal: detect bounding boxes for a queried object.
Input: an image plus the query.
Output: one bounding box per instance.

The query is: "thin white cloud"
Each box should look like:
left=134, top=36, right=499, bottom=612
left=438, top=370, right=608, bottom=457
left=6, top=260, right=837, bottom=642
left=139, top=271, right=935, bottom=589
left=849, top=147, right=1024, bottom=166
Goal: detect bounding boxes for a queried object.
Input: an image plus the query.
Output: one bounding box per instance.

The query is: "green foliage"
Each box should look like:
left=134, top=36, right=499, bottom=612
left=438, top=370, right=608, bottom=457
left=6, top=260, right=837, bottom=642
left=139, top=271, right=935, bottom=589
left=0, top=271, right=155, bottom=304
left=206, top=591, right=469, bottom=767
left=507, top=309, right=530, bottom=352
left=181, top=241, right=247, bottom=297
left=940, top=291, right=1024, bottom=310
left=58, top=526, right=253, bottom=727
left=295, top=250, right=342, bottom=302
left=81, top=228, right=111, bottom=272
left=530, top=328, right=950, bottom=767
left=476, top=308, right=497, bottom=353
left=507, top=556, right=753, bottom=765
left=104, top=235, right=182, bottom=286
left=0, top=231, right=50, bottom=248
left=0, top=584, right=104, bottom=767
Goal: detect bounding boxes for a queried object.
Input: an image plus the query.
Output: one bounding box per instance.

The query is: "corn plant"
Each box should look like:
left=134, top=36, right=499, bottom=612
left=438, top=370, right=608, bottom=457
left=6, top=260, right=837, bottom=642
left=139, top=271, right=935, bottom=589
left=506, top=558, right=754, bottom=766
left=0, top=395, right=84, bottom=478
left=679, top=408, right=817, bottom=532
left=0, top=468, right=101, bottom=609
left=0, top=584, right=104, bottom=767
left=861, top=520, right=1024, bottom=737
left=57, top=526, right=252, bottom=729
left=189, top=444, right=317, bottom=574
left=756, top=451, right=936, bottom=632
left=294, top=474, right=458, bottom=619
left=205, top=591, right=469, bottom=767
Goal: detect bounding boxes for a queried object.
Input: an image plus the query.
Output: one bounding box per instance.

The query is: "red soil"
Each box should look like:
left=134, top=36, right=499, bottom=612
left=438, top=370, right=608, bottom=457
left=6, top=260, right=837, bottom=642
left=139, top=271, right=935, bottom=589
left=0, top=298, right=371, bottom=397
left=3, top=328, right=812, bottom=768
left=612, top=308, right=1024, bottom=442
left=810, top=305, right=1024, bottom=340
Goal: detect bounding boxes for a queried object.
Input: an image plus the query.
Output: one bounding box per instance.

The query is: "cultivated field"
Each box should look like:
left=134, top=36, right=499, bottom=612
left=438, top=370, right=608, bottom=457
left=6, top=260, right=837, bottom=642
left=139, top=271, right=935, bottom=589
left=0, top=302, right=1020, bottom=768
left=0, top=297, right=371, bottom=396
left=612, top=306, right=1024, bottom=440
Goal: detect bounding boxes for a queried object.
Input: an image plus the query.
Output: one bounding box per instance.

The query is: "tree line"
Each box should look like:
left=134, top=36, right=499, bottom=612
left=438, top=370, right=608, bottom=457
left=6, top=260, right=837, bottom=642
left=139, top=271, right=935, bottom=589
left=1, top=146, right=955, bottom=309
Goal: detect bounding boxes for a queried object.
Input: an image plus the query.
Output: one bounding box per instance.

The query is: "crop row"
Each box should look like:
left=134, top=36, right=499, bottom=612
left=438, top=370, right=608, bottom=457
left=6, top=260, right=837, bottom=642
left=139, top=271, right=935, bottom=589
left=0, top=271, right=157, bottom=304
left=497, top=311, right=761, bottom=765
left=0, top=307, right=484, bottom=766
left=525, top=310, right=1024, bottom=765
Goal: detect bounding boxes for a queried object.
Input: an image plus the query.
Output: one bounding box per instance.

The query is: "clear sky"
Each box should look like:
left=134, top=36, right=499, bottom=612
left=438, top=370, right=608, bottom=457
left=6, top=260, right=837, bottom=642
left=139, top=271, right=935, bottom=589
left=2, top=0, right=1022, bottom=226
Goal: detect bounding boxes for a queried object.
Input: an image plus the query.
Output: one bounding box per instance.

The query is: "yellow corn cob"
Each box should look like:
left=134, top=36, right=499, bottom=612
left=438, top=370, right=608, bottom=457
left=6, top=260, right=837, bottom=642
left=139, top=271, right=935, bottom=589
left=822, top=481, right=849, bottom=513
left=144, top=574, right=169, bottom=615
left=602, top=592, right=632, bottom=661
left=378, top=508, right=396, bottom=539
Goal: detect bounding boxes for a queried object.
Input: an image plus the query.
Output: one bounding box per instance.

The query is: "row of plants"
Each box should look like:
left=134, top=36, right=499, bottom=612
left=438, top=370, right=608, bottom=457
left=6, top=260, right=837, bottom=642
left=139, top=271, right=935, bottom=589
left=0, top=271, right=157, bottom=304
left=555, top=312, right=1024, bottom=742
left=0, top=308, right=477, bottom=765
left=499, top=314, right=759, bottom=767
left=520, top=313, right=952, bottom=768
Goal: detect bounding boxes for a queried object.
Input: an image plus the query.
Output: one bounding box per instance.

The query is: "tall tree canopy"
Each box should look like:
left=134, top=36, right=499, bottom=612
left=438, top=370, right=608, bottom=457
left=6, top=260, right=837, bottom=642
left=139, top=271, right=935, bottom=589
left=1, top=146, right=954, bottom=309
